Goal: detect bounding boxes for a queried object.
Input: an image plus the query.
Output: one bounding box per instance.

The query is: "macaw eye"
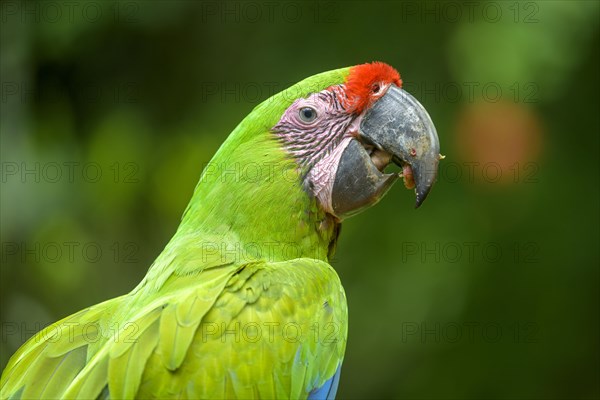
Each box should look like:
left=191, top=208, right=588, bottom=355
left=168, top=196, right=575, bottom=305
left=298, top=107, right=317, bottom=123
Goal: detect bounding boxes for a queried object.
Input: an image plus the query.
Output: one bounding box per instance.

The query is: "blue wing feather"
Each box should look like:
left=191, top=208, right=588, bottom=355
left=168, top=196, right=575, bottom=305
left=308, top=364, right=342, bottom=400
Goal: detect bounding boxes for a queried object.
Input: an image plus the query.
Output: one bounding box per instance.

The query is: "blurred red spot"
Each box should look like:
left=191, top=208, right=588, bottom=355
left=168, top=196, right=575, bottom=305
left=455, top=101, right=543, bottom=185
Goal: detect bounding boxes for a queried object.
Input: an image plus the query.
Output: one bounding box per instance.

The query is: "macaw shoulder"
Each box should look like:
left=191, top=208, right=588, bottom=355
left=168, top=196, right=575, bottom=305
left=138, top=258, right=348, bottom=398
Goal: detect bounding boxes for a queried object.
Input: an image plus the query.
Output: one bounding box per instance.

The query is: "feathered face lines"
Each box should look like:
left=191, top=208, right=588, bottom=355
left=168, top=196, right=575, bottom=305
left=272, top=85, right=355, bottom=171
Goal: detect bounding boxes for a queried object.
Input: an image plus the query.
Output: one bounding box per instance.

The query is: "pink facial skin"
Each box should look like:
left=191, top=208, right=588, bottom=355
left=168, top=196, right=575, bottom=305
left=273, top=85, right=356, bottom=216
left=273, top=81, right=394, bottom=217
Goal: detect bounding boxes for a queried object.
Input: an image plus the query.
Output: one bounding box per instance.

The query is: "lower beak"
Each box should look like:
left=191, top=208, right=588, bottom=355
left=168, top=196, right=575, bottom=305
left=359, top=85, right=440, bottom=208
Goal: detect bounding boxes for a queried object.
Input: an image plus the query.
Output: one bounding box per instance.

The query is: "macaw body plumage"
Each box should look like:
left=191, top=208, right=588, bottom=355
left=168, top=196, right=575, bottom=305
left=1, top=63, right=440, bottom=399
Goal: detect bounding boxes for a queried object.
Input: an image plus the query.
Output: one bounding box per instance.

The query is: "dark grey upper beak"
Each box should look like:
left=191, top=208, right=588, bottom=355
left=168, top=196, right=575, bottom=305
left=359, top=85, right=440, bottom=208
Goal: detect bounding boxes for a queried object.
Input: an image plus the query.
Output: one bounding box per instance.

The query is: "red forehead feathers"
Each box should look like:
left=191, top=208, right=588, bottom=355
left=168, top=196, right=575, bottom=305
left=342, top=62, right=402, bottom=114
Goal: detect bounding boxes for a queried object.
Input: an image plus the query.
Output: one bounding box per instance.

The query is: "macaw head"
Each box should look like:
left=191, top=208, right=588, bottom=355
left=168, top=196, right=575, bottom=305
left=178, top=62, right=441, bottom=262
left=270, top=62, right=440, bottom=219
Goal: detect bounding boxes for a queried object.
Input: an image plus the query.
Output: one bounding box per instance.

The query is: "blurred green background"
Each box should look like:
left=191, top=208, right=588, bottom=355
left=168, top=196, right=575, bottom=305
left=1, top=1, right=599, bottom=398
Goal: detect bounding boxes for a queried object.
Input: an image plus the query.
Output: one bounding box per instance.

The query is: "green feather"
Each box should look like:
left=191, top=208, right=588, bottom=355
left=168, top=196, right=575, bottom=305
left=108, top=318, right=159, bottom=399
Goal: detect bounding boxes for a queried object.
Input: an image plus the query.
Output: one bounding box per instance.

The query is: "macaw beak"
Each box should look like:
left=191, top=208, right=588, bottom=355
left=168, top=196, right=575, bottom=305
left=360, top=85, right=440, bottom=207
left=332, top=86, right=440, bottom=218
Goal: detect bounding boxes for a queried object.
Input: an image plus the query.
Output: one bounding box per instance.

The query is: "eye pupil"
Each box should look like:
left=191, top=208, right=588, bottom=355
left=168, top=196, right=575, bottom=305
left=372, top=84, right=380, bottom=93
left=299, top=107, right=317, bottom=122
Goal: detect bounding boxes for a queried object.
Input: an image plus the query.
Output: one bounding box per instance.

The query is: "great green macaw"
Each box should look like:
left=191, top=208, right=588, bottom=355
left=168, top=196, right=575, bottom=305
left=0, top=62, right=440, bottom=399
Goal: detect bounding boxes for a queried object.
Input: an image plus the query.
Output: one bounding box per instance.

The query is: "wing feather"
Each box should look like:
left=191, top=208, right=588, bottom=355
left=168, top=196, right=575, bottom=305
left=23, top=346, right=87, bottom=399
left=1, top=297, right=123, bottom=399
left=107, top=316, right=160, bottom=399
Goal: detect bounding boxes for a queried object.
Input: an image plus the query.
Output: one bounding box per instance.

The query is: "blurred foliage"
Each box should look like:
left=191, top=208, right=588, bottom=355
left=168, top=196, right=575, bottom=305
left=1, top=1, right=599, bottom=398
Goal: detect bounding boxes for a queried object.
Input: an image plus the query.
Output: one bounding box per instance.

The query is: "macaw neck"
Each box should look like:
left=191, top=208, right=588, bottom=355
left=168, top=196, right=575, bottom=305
left=174, top=131, right=337, bottom=265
